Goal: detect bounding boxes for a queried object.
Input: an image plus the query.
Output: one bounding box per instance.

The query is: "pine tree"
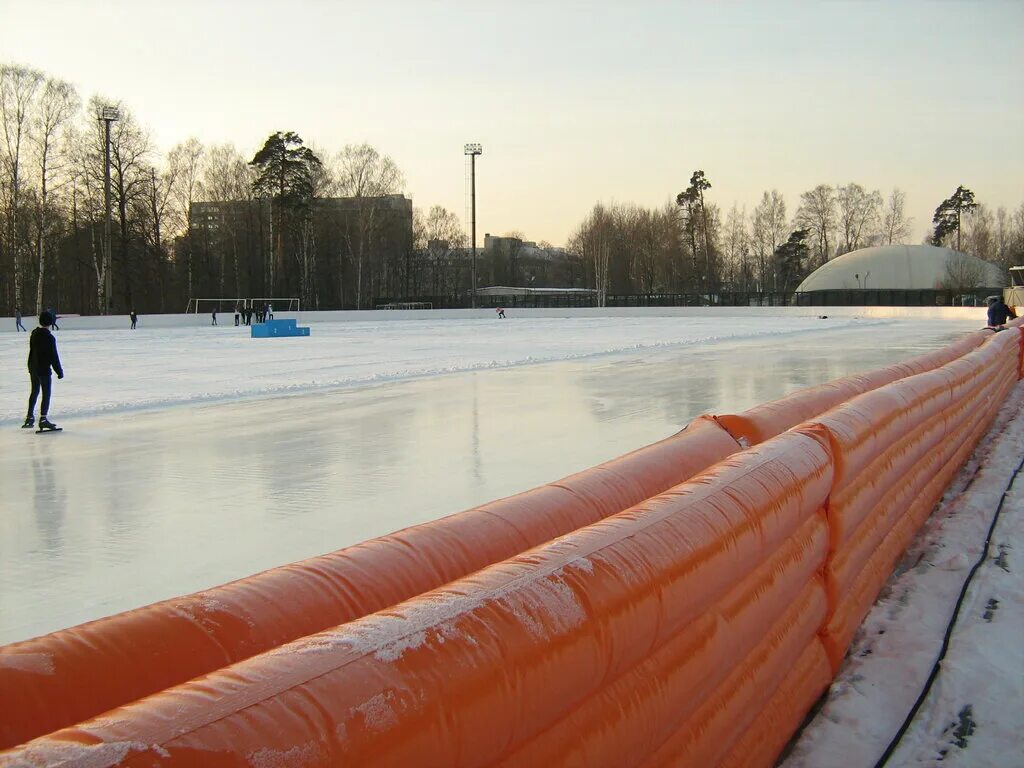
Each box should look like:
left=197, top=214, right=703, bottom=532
left=932, top=186, right=977, bottom=252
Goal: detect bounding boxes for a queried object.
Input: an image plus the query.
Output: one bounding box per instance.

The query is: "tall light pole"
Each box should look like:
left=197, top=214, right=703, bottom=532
left=464, top=143, right=482, bottom=308
left=99, top=106, right=119, bottom=314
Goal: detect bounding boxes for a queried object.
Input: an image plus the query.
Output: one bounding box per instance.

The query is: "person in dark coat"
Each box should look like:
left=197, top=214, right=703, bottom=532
left=24, top=311, right=64, bottom=430
left=987, top=296, right=1017, bottom=328
left=15, top=307, right=26, bottom=332
left=130, top=310, right=138, bottom=329
left=46, top=306, right=59, bottom=331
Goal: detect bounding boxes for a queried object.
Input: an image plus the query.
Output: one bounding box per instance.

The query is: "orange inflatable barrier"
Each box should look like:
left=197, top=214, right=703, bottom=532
left=642, top=586, right=829, bottom=768
left=1, top=431, right=832, bottom=767
left=815, top=331, right=1019, bottom=668
left=0, top=416, right=740, bottom=750
left=495, top=511, right=828, bottom=766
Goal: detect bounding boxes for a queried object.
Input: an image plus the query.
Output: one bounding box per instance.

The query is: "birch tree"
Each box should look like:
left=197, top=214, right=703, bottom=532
left=168, top=137, right=204, bottom=297
left=31, top=76, right=79, bottom=313
left=836, top=182, right=882, bottom=255
left=751, top=190, right=788, bottom=292
left=795, top=184, right=836, bottom=268
left=881, top=188, right=912, bottom=245
left=1, top=64, right=43, bottom=311
left=331, top=143, right=404, bottom=308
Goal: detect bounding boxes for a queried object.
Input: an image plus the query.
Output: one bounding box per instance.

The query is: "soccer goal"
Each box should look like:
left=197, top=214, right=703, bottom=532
left=375, top=301, right=433, bottom=310
left=186, top=297, right=301, bottom=314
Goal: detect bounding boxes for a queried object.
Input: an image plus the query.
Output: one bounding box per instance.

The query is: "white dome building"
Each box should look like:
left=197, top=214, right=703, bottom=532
left=795, top=244, right=1003, bottom=293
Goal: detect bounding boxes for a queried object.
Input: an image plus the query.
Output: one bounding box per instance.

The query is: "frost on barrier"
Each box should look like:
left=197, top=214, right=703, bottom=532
left=0, top=652, right=54, bottom=675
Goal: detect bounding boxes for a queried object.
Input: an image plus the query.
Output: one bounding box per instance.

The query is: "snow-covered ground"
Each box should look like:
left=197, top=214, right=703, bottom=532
left=4, top=310, right=1018, bottom=766
left=1, top=314, right=889, bottom=424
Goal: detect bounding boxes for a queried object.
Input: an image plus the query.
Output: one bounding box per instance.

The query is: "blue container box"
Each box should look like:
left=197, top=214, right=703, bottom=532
left=251, top=318, right=311, bottom=338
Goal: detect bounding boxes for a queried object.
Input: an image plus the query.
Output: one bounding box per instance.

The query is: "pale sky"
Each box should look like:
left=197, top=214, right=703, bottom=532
left=2, top=0, right=1022, bottom=246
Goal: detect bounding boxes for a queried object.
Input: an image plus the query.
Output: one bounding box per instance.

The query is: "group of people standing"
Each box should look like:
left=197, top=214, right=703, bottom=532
left=15, top=306, right=59, bottom=332
left=231, top=303, right=273, bottom=326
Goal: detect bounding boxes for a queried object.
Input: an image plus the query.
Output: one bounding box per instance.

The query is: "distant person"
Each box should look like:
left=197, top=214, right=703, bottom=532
left=46, top=306, right=59, bottom=331
left=987, top=296, right=1016, bottom=328
left=130, top=310, right=138, bottom=330
left=496, top=307, right=506, bottom=319
left=268, top=303, right=274, bottom=320
left=15, top=307, right=26, bottom=332
left=245, top=306, right=252, bottom=325
left=234, top=304, right=241, bottom=326
left=211, top=309, right=218, bottom=326
left=23, top=311, right=63, bottom=431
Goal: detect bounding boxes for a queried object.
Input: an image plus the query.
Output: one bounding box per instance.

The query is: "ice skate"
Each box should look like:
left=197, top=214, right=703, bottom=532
left=36, top=417, right=62, bottom=433
left=21, top=416, right=34, bottom=429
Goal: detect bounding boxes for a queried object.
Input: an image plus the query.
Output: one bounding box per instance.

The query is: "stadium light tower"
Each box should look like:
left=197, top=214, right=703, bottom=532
left=99, top=106, right=120, bottom=314
left=464, top=143, right=482, bottom=308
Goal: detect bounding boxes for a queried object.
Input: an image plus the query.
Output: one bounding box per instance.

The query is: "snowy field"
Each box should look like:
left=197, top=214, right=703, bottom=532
left=0, top=314, right=896, bottom=424
left=3, top=310, right=1018, bottom=765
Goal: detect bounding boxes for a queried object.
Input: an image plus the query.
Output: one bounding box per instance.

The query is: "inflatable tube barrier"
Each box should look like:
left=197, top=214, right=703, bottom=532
left=0, top=417, right=741, bottom=750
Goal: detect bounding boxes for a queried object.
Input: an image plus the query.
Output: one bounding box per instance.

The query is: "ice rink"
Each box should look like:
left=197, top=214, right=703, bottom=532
left=0, top=313, right=983, bottom=645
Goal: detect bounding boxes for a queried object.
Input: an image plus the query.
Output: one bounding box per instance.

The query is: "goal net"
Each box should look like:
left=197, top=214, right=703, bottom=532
left=375, top=301, right=433, bottom=310
left=186, top=298, right=301, bottom=314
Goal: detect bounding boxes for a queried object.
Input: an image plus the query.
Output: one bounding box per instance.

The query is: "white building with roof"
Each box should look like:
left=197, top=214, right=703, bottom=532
left=795, top=244, right=1004, bottom=292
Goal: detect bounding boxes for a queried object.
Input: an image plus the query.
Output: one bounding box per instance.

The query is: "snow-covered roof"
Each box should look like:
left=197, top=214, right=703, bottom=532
left=795, top=245, right=1004, bottom=292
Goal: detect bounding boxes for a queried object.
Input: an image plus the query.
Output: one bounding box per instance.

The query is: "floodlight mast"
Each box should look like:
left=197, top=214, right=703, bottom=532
left=99, top=106, right=120, bottom=314
left=464, top=143, right=482, bottom=308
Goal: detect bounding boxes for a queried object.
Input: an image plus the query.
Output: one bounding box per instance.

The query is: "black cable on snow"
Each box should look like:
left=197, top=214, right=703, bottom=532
left=872, top=451, right=1024, bottom=768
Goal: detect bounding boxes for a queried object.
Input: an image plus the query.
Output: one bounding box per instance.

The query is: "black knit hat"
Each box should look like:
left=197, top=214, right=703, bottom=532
left=39, top=311, right=53, bottom=326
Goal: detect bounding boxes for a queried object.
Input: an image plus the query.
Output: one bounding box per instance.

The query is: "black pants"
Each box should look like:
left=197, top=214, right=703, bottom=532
left=28, top=371, right=52, bottom=418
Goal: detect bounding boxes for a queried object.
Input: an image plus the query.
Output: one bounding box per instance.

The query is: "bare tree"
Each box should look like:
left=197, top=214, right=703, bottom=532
left=941, top=252, right=985, bottom=293
left=836, top=182, right=882, bottom=255
left=419, top=205, right=466, bottom=298
left=795, top=184, right=836, bottom=269
left=881, top=188, right=912, bottom=245
left=1, top=64, right=43, bottom=311
left=167, top=138, right=204, bottom=297
left=961, top=204, right=996, bottom=262
left=331, top=143, right=404, bottom=308
left=723, top=204, right=750, bottom=292
left=31, top=76, right=79, bottom=313
left=751, top=190, right=788, bottom=292
left=568, top=203, right=613, bottom=306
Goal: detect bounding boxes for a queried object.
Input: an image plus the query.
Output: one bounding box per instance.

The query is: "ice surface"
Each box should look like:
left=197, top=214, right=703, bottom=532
left=0, top=314, right=979, bottom=646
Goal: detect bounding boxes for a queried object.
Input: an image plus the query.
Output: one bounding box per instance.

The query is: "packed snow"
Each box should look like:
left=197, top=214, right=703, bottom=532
left=1, top=314, right=892, bottom=425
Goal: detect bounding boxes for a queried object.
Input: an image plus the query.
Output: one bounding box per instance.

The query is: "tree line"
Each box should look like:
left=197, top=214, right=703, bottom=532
left=4, top=60, right=1024, bottom=315
left=0, top=62, right=477, bottom=314
left=567, top=176, right=1024, bottom=305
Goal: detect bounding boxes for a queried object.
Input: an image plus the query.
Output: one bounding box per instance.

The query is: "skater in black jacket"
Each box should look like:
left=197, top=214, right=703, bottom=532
left=987, top=296, right=1017, bottom=328
left=24, top=311, right=64, bottom=431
